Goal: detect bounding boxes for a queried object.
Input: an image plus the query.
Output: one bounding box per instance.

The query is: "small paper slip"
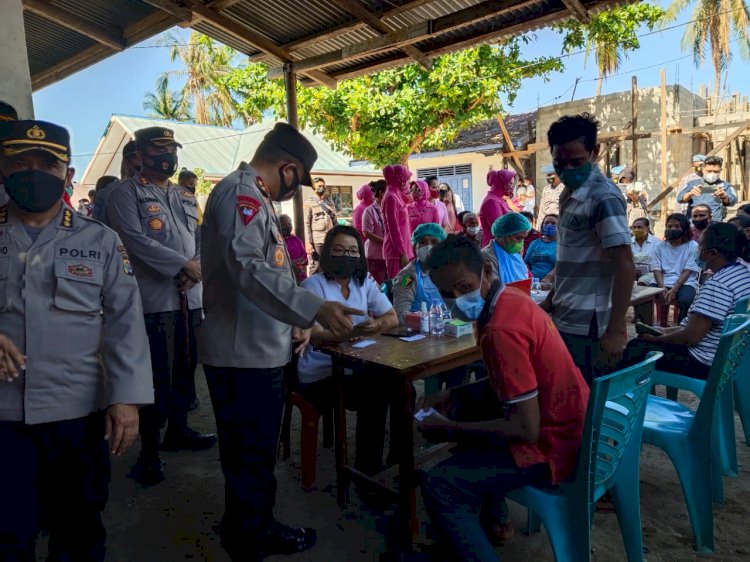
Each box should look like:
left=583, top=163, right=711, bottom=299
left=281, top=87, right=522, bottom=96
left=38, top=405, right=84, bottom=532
left=352, top=339, right=377, bottom=348
left=414, top=407, right=437, bottom=421
left=399, top=334, right=426, bottom=342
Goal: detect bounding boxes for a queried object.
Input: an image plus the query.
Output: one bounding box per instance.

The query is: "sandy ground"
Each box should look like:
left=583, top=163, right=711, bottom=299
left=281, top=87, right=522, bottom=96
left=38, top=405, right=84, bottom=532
left=33, top=364, right=750, bottom=562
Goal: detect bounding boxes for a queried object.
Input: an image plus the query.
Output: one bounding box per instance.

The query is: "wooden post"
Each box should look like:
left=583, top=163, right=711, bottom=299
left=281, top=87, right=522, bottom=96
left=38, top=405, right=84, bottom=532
left=736, top=138, right=748, bottom=200
left=631, top=76, right=638, bottom=176
left=284, top=63, right=305, bottom=243
left=660, top=69, right=668, bottom=221
left=497, top=115, right=524, bottom=175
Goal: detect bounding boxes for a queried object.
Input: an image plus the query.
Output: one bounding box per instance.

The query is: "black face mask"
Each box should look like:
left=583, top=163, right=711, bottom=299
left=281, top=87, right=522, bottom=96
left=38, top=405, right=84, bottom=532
left=693, top=218, right=709, bottom=231
left=277, top=167, right=300, bottom=202
left=665, top=229, right=683, bottom=240
left=4, top=170, right=65, bottom=213
left=143, top=152, right=178, bottom=177
left=327, top=256, right=360, bottom=278
left=281, top=227, right=292, bottom=237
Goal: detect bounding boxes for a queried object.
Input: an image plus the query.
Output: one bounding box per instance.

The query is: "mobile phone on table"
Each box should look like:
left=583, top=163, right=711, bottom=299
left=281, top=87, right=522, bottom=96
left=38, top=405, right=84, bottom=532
left=382, top=327, right=414, bottom=337
left=635, top=322, right=664, bottom=336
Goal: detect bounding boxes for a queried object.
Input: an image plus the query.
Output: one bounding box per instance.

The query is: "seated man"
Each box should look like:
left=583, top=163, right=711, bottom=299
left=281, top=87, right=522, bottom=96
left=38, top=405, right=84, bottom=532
left=622, top=222, right=750, bottom=379
left=459, top=211, right=483, bottom=246
left=418, top=235, right=589, bottom=560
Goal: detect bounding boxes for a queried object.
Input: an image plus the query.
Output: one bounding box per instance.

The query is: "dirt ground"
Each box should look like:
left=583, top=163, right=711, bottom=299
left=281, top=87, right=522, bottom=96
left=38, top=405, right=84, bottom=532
left=36, top=368, right=750, bottom=562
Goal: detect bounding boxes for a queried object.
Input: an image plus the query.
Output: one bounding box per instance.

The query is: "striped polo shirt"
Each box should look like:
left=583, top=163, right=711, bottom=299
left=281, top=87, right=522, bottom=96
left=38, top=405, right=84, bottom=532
left=684, top=262, right=750, bottom=365
left=552, top=165, right=631, bottom=337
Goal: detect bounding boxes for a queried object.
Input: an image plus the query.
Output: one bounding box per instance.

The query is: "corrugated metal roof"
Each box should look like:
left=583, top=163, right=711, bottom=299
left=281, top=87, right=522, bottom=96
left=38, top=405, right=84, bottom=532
left=25, top=0, right=632, bottom=90
left=111, top=115, right=378, bottom=176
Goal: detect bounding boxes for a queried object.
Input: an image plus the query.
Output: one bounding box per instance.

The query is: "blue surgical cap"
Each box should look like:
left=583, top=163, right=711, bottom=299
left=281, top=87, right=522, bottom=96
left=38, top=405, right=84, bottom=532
left=692, top=154, right=706, bottom=163
left=611, top=165, right=625, bottom=175
left=541, top=164, right=555, bottom=174
left=491, top=212, right=532, bottom=238
left=411, top=222, right=446, bottom=245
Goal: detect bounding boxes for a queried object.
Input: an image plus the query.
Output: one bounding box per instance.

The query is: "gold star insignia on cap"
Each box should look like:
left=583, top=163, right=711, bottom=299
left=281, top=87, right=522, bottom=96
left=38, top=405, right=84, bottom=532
left=26, top=125, right=46, bottom=140
left=163, top=130, right=173, bottom=138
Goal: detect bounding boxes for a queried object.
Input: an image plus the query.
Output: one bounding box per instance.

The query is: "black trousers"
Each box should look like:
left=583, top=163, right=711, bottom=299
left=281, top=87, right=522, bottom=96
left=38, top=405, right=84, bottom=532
left=621, top=337, right=711, bottom=380
left=204, top=365, right=285, bottom=559
left=140, top=309, right=201, bottom=459
left=0, top=413, right=110, bottom=562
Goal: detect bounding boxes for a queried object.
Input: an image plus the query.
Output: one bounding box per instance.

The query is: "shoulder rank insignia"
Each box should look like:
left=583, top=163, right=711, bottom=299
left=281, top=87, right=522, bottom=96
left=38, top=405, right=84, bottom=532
left=180, top=189, right=195, bottom=199
left=237, top=195, right=261, bottom=226
left=138, top=175, right=149, bottom=186
left=400, top=274, right=414, bottom=288
left=117, top=245, right=134, bottom=276
left=61, top=208, right=74, bottom=228
left=0, top=206, right=7, bottom=224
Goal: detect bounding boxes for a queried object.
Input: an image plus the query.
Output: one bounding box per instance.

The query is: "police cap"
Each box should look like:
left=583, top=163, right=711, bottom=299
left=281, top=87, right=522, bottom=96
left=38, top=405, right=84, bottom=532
left=135, top=126, right=182, bottom=149
left=0, top=101, right=17, bottom=122
left=123, top=140, right=137, bottom=158
left=257, top=122, right=317, bottom=187
left=2, top=120, right=71, bottom=163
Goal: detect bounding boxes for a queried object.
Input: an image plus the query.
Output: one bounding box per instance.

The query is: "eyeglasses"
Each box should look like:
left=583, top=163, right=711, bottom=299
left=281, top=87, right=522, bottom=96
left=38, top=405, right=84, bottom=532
left=330, top=247, right=360, bottom=257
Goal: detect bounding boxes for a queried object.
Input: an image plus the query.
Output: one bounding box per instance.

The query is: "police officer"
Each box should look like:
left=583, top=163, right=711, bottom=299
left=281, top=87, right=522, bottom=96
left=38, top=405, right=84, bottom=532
left=304, top=176, right=336, bottom=275
left=200, top=123, right=363, bottom=561
left=107, top=126, right=216, bottom=487
left=0, top=120, right=153, bottom=561
left=92, top=140, right=141, bottom=225
left=0, top=100, right=18, bottom=207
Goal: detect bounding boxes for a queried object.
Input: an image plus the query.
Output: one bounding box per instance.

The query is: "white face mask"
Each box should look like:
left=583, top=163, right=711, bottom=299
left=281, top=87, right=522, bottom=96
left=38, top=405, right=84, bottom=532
left=417, top=245, right=433, bottom=263
left=467, top=226, right=480, bottom=236
left=703, top=172, right=720, bottom=184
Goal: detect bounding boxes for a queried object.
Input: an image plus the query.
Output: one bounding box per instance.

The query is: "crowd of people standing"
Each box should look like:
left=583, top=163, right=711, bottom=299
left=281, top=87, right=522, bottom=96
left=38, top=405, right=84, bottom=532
left=1, top=95, right=750, bottom=562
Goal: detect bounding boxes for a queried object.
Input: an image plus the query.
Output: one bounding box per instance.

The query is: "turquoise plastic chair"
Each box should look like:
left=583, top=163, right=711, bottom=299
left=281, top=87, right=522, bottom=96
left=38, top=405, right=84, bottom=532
left=507, top=352, right=660, bottom=562
left=642, top=314, right=750, bottom=553
left=653, top=296, right=750, bottom=477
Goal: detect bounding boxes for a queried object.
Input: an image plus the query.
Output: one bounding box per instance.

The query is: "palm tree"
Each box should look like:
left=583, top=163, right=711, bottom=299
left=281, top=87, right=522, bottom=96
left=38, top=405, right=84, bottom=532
left=143, top=75, right=191, bottom=121
left=160, top=31, right=247, bottom=127
left=585, top=37, right=621, bottom=96
left=666, top=0, right=750, bottom=100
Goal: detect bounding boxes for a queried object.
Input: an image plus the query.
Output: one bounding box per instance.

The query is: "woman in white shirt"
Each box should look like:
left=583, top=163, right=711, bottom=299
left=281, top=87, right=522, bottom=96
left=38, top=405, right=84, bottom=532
left=651, top=213, right=700, bottom=322
left=297, top=225, right=399, bottom=476
left=630, top=217, right=660, bottom=283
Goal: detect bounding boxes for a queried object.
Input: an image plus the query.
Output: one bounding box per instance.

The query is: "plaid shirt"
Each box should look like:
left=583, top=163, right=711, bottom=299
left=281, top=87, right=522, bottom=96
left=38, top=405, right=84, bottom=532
left=552, top=166, right=631, bottom=337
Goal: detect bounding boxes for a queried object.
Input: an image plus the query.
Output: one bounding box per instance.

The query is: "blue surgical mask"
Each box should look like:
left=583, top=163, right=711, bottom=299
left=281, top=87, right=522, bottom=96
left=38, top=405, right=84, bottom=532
left=541, top=224, right=557, bottom=237
left=694, top=247, right=707, bottom=269
left=454, top=288, right=485, bottom=321
left=555, top=162, right=593, bottom=191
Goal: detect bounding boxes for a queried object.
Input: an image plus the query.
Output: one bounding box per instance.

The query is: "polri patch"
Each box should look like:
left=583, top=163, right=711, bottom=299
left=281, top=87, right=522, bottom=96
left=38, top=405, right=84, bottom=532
left=68, top=263, right=93, bottom=278
left=237, top=195, right=260, bottom=226
left=149, top=217, right=164, bottom=231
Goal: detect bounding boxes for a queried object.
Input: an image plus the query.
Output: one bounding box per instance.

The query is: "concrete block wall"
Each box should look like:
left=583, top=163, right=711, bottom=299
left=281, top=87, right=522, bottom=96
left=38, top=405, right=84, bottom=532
left=535, top=85, right=706, bottom=213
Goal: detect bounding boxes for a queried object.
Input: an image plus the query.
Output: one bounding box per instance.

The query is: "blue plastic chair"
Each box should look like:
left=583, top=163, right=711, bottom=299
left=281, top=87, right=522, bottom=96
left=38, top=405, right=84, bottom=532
left=653, top=296, right=750, bottom=477
left=507, top=352, right=660, bottom=562
left=642, top=314, right=750, bottom=553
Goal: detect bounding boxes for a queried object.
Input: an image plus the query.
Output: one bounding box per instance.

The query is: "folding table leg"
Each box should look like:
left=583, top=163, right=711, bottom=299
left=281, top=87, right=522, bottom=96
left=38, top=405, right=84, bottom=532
left=398, top=379, right=419, bottom=547
left=333, top=359, right=350, bottom=508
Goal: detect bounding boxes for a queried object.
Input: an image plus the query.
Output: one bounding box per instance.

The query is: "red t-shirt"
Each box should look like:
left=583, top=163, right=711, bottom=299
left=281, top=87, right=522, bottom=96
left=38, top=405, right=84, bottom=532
left=479, top=287, right=589, bottom=484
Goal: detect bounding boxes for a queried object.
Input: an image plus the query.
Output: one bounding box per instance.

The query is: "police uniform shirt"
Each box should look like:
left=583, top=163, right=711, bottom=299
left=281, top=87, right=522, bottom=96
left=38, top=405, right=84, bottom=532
left=0, top=205, right=154, bottom=424
left=91, top=179, right=122, bottom=226
left=106, top=176, right=201, bottom=314
left=199, top=166, right=324, bottom=369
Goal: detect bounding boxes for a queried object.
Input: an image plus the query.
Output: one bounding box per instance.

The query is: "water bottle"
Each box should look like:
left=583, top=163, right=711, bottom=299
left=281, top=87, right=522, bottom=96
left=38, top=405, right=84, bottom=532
left=530, top=277, right=542, bottom=302
left=420, top=301, right=430, bottom=334
left=430, top=301, right=444, bottom=336
left=441, top=302, right=452, bottom=323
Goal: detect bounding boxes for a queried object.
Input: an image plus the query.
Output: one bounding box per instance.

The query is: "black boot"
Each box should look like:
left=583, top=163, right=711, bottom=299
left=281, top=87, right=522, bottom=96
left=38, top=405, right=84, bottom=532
left=161, top=426, right=217, bottom=451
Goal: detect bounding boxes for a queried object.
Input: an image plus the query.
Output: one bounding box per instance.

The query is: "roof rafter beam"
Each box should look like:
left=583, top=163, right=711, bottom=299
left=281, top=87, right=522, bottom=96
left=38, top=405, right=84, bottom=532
left=332, top=0, right=431, bottom=69
left=270, top=0, right=538, bottom=76
left=560, top=0, right=591, bottom=23
left=22, top=0, right=126, bottom=51
left=249, top=0, right=435, bottom=62
left=142, top=0, right=337, bottom=88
